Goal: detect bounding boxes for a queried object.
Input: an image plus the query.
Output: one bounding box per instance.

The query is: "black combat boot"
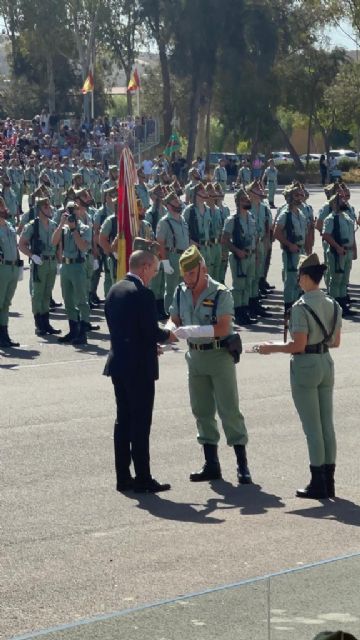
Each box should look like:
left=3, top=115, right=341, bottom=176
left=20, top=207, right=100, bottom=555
left=84, top=321, right=100, bottom=332
left=72, top=320, right=88, bottom=346
left=190, top=444, right=222, bottom=482
left=50, top=297, right=62, bottom=308
left=296, top=465, right=328, bottom=499
left=259, top=277, right=268, bottom=296
left=249, top=297, right=272, bottom=318
left=2, top=326, right=20, bottom=347
left=57, top=319, right=79, bottom=344
left=34, top=313, right=46, bottom=336
left=264, top=280, right=275, bottom=290
left=234, top=444, right=253, bottom=484
left=337, top=297, right=356, bottom=317
left=41, top=313, right=61, bottom=335
left=324, top=463, right=336, bottom=498
left=243, top=306, right=259, bottom=324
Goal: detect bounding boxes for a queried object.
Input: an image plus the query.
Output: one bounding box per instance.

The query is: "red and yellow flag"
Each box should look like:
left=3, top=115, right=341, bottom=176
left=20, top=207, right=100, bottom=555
left=117, top=147, right=139, bottom=280
left=81, top=70, right=94, bottom=95
left=127, top=68, right=140, bottom=93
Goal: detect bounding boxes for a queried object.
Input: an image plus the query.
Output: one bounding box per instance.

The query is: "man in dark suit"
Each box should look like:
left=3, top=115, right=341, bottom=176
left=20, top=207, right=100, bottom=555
left=104, top=246, right=177, bottom=493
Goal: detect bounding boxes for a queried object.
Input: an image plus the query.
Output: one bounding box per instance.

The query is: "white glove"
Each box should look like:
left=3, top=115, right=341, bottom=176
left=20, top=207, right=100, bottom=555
left=31, top=254, right=43, bottom=266
left=112, top=252, right=118, bottom=260
left=174, top=325, right=215, bottom=339
left=93, top=258, right=99, bottom=271
left=161, top=259, right=174, bottom=275
left=56, top=263, right=62, bottom=275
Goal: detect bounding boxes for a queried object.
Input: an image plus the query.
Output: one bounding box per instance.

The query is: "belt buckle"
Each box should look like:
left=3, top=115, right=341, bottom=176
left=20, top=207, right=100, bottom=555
left=65, top=257, right=71, bottom=265
left=214, top=339, right=221, bottom=349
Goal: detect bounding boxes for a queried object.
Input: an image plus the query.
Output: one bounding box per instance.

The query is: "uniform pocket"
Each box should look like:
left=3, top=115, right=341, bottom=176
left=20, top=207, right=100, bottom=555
left=290, top=357, right=322, bottom=388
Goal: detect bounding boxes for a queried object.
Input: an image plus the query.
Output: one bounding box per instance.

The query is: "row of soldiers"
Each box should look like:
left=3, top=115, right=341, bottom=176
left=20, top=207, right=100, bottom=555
left=0, top=162, right=357, bottom=349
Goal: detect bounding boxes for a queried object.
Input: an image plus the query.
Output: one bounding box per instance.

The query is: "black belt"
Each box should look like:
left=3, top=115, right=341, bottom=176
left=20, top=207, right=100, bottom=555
left=0, top=259, right=18, bottom=266
left=62, top=257, right=85, bottom=264
left=188, top=339, right=227, bottom=351
left=41, top=255, right=56, bottom=261
left=168, top=248, right=184, bottom=254
left=295, top=343, right=329, bottom=355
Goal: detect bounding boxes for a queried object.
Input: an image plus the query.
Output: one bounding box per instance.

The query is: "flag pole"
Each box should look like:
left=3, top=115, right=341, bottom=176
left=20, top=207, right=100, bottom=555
left=91, top=90, right=94, bottom=120
left=136, top=87, right=140, bottom=117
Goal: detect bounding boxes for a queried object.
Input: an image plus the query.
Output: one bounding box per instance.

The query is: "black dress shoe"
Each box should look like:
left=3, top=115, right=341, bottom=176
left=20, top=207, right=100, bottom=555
left=91, top=293, right=105, bottom=305
left=50, top=298, right=62, bottom=308
left=264, top=281, right=275, bottom=290
left=134, top=477, right=171, bottom=493
left=84, top=322, right=100, bottom=331
left=116, top=477, right=135, bottom=492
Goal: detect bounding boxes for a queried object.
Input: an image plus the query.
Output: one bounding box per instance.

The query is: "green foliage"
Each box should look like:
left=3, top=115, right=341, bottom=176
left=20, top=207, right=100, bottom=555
left=209, top=118, right=226, bottom=152
left=337, top=157, right=358, bottom=171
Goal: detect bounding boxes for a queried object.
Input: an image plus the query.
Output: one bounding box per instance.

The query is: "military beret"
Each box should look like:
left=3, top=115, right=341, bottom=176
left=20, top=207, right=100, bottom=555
left=213, top=182, right=224, bottom=195
left=179, top=245, right=203, bottom=275
left=148, top=184, right=163, bottom=197
left=246, top=180, right=264, bottom=194
left=72, top=172, right=83, bottom=180
left=163, top=190, right=179, bottom=206
left=132, top=237, right=159, bottom=255
left=36, top=197, right=50, bottom=208
left=324, top=183, right=340, bottom=197
left=103, top=186, right=117, bottom=198
left=109, top=165, right=118, bottom=172
left=66, top=200, right=76, bottom=209
left=328, top=193, right=340, bottom=208
left=188, top=167, right=201, bottom=179
left=234, top=187, right=249, bottom=204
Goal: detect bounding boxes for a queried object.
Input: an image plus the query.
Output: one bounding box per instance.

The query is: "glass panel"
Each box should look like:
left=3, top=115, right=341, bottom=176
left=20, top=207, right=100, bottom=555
left=270, top=555, right=360, bottom=639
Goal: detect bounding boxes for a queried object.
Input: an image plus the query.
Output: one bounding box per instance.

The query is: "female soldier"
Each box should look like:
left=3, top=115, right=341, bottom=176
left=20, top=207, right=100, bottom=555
left=256, top=253, right=342, bottom=499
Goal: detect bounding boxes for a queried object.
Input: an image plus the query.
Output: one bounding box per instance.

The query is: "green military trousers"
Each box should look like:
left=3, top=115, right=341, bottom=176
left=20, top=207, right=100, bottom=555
left=250, top=241, right=265, bottom=297
left=0, top=264, right=18, bottom=324
left=164, top=252, right=182, bottom=314
left=85, top=253, right=94, bottom=296
left=208, top=242, right=222, bottom=282
left=219, top=247, right=229, bottom=284
left=106, top=255, right=118, bottom=287
left=229, top=253, right=254, bottom=307
left=90, top=253, right=112, bottom=297
left=60, top=263, right=90, bottom=323
left=282, top=250, right=302, bottom=304
left=150, top=263, right=165, bottom=301
left=268, top=181, right=276, bottom=203
left=31, top=259, right=57, bottom=314
left=327, top=249, right=352, bottom=299
left=290, top=353, right=336, bottom=466
left=185, top=347, right=248, bottom=446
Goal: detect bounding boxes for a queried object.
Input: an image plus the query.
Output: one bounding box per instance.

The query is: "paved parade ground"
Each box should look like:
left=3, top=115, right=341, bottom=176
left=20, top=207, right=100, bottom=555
left=2, top=188, right=360, bottom=639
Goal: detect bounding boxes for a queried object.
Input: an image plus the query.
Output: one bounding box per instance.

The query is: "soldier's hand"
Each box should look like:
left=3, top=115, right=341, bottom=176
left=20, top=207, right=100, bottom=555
left=235, top=248, right=247, bottom=259
left=168, top=331, right=179, bottom=343
left=336, top=246, right=346, bottom=256
left=288, top=243, right=300, bottom=253
left=258, top=343, right=272, bottom=355
left=60, top=212, right=68, bottom=227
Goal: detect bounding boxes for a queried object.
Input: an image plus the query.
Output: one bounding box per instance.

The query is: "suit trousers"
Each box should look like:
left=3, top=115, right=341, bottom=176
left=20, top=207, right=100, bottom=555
left=112, top=375, right=155, bottom=482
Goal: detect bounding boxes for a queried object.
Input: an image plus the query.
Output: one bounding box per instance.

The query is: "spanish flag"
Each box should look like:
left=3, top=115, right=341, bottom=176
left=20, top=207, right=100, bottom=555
left=82, top=70, right=94, bottom=95
left=127, top=68, right=140, bottom=93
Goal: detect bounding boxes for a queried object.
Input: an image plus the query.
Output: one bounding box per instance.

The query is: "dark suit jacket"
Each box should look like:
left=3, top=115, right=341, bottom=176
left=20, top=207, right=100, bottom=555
left=103, top=275, right=170, bottom=380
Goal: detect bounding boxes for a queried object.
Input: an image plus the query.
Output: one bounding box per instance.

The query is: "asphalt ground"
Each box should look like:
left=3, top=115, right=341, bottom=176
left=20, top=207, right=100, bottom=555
left=1, top=188, right=360, bottom=639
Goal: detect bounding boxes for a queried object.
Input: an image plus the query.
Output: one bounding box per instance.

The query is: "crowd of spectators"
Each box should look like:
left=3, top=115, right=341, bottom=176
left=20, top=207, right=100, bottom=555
left=0, top=112, right=157, bottom=169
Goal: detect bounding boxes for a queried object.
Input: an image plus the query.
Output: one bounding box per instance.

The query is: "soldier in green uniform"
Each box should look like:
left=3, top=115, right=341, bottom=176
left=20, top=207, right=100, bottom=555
left=52, top=202, right=92, bottom=346
left=146, top=184, right=167, bottom=319
left=0, top=196, right=20, bottom=348
left=322, top=192, right=356, bottom=316
left=61, top=157, right=73, bottom=191
left=258, top=253, right=342, bottom=500
left=182, top=182, right=212, bottom=267
left=51, top=159, right=66, bottom=209
left=247, top=180, right=272, bottom=318
left=1, top=174, right=19, bottom=227
left=89, top=159, right=103, bottom=207
left=169, top=245, right=252, bottom=485
left=221, top=188, right=258, bottom=326
left=205, top=182, right=223, bottom=281
left=101, top=165, right=118, bottom=198
left=135, top=168, right=150, bottom=210
left=237, top=159, right=251, bottom=189
left=91, top=186, right=117, bottom=301
left=156, top=191, right=190, bottom=314
left=98, top=201, right=118, bottom=288
left=299, top=187, right=315, bottom=255
left=274, top=184, right=307, bottom=315
left=19, top=197, right=61, bottom=336
left=214, top=183, right=230, bottom=284
left=262, top=159, right=278, bottom=208
left=213, top=158, right=228, bottom=193
left=24, top=157, right=38, bottom=204
left=184, top=167, right=202, bottom=205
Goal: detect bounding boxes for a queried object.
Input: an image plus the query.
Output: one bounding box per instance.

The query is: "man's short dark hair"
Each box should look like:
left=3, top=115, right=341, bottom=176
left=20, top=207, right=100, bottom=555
left=129, top=250, right=156, bottom=271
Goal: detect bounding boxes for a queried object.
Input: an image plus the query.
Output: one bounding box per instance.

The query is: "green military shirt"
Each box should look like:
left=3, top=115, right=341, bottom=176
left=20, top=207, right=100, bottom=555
left=62, top=166, right=73, bottom=189
left=101, top=178, right=117, bottom=196
left=0, top=221, right=18, bottom=261
left=238, top=166, right=251, bottom=185
left=156, top=212, right=189, bottom=251
left=223, top=212, right=256, bottom=251
left=62, top=221, right=91, bottom=259
left=251, top=202, right=269, bottom=240
left=214, top=165, right=227, bottom=183
left=276, top=207, right=307, bottom=247
left=139, top=219, right=154, bottom=240
left=135, top=183, right=150, bottom=210
left=182, top=204, right=212, bottom=244
left=3, top=187, right=18, bottom=220
left=22, top=218, right=58, bottom=257
left=145, top=204, right=167, bottom=237
left=24, top=167, right=37, bottom=192
left=323, top=212, right=355, bottom=247
left=100, top=214, right=117, bottom=241
left=209, top=206, right=223, bottom=241
left=290, top=290, right=342, bottom=346
left=219, top=204, right=230, bottom=226
left=300, top=203, right=314, bottom=227
left=93, top=205, right=113, bottom=228
left=170, top=277, right=234, bottom=345
left=317, top=203, right=330, bottom=223
left=20, top=209, right=37, bottom=227
left=263, top=166, right=278, bottom=184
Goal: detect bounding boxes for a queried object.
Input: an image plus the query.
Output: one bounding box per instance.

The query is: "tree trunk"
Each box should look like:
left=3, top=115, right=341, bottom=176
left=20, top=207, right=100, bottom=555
left=186, top=74, right=201, bottom=167
left=195, top=93, right=207, bottom=159
left=125, top=70, right=133, bottom=115
left=315, top=118, right=330, bottom=159
left=205, top=89, right=212, bottom=172
left=272, top=116, right=304, bottom=170
left=47, top=57, right=56, bottom=113
left=158, top=38, right=173, bottom=142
